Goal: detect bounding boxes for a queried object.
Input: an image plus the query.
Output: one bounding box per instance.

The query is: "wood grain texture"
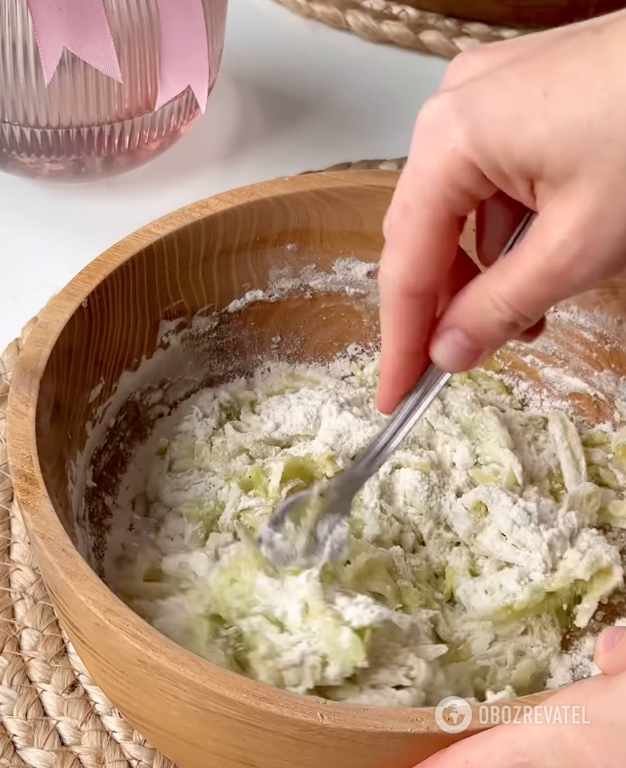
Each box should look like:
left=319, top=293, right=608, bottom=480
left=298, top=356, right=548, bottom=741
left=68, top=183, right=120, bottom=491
left=6, top=170, right=626, bottom=768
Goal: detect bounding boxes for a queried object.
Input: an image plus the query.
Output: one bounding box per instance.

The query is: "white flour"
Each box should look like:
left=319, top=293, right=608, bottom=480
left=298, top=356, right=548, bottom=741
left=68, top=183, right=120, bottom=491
left=109, top=350, right=626, bottom=707
left=226, top=259, right=378, bottom=313
left=546, top=634, right=600, bottom=689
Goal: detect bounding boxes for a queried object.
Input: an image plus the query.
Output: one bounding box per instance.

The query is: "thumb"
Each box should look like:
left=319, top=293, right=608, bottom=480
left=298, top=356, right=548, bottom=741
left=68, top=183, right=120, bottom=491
left=595, top=626, right=626, bottom=676
left=429, top=199, right=606, bottom=372
left=416, top=719, right=557, bottom=768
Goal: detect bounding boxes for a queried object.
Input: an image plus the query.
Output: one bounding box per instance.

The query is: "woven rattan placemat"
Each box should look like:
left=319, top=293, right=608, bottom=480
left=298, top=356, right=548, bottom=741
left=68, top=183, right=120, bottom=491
left=0, top=158, right=405, bottom=768
left=270, top=0, right=529, bottom=57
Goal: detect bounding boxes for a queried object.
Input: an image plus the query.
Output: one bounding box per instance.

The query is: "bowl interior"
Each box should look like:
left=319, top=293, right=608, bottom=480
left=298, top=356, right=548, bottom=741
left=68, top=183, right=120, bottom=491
left=35, top=176, right=394, bottom=573
left=18, top=172, right=626, bottom=748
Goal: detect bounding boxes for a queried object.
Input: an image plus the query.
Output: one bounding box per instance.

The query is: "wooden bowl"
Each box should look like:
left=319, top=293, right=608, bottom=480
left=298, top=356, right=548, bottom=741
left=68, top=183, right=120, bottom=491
left=401, top=0, right=625, bottom=28
left=7, top=171, right=626, bottom=768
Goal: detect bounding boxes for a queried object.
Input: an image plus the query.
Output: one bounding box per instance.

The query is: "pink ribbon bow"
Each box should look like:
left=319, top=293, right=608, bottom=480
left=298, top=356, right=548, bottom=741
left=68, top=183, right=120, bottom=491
left=154, top=0, right=211, bottom=114
left=26, top=0, right=214, bottom=113
left=26, top=0, right=122, bottom=84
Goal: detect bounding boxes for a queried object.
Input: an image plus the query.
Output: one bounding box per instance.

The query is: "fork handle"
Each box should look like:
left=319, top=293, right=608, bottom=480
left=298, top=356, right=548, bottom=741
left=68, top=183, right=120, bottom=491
left=348, top=365, right=451, bottom=483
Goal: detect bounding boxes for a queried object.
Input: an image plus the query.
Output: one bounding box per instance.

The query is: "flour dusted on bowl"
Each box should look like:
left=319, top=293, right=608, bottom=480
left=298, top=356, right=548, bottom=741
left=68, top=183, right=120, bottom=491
left=110, top=350, right=626, bottom=707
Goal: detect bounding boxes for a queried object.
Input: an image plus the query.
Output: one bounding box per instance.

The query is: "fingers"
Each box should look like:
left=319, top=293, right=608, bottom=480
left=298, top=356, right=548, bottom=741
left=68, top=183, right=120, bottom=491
left=476, top=193, right=530, bottom=267
left=429, top=199, right=598, bottom=372
left=376, top=278, right=438, bottom=415
left=419, top=671, right=626, bottom=768
left=518, top=317, right=547, bottom=343
left=476, top=195, right=547, bottom=343
left=595, top=627, right=626, bottom=676
left=437, top=246, right=481, bottom=317
left=441, top=10, right=619, bottom=93
left=376, top=98, right=496, bottom=413
left=377, top=247, right=479, bottom=414
left=416, top=721, right=556, bottom=768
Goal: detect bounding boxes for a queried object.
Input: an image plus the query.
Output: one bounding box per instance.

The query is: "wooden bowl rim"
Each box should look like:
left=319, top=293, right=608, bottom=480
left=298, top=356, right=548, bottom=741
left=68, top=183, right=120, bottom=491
left=8, top=170, right=554, bottom=736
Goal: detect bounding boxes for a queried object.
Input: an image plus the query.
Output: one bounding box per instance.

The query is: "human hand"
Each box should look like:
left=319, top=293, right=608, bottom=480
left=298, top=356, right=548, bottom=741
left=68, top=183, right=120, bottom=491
left=377, top=10, right=626, bottom=414
left=417, top=626, right=626, bottom=768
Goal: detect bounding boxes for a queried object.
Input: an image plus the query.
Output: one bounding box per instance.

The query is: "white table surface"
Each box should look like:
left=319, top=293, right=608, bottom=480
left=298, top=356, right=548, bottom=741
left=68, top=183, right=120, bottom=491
left=0, top=0, right=447, bottom=353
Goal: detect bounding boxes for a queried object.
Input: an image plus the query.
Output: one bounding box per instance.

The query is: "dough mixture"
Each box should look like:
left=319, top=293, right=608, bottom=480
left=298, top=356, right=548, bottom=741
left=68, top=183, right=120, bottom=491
left=110, top=348, right=626, bottom=706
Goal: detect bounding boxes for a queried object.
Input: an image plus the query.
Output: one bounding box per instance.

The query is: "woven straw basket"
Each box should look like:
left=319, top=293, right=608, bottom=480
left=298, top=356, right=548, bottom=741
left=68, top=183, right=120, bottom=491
left=269, top=0, right=626, bottom=57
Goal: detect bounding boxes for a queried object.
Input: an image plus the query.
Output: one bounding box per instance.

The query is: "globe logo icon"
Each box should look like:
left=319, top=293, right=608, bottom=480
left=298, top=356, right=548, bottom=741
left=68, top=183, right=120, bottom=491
left=435, top=696, right=473, bottom=734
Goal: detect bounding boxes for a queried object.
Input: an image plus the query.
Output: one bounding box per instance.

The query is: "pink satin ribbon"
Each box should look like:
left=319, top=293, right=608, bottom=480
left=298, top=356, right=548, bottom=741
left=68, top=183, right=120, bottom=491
left=155, top=0, right=211, bottom=114
left=27, top=0, right=212, bottom=112
left=26, top=0, right=122, bottom=85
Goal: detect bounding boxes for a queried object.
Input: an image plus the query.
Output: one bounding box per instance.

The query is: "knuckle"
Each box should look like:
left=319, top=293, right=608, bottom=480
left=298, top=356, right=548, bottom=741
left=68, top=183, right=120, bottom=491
left=382, top=211, right=393, bottom=243
left=414, top=92, right=451, bottom=136
left=377, top=258, right=399, bottom=291
left=414, top=91, right=473, bottom=164
left=382, top=194, right=411, bottom=245
left=381, top=168, right=420, bottom=245
left=377, top=259, right=438, bottom=305
left=486, top=287, right=539, bottom=335
left=377, top=258, right=406, bottom=295
left=441, top=48, right=489, bottom=89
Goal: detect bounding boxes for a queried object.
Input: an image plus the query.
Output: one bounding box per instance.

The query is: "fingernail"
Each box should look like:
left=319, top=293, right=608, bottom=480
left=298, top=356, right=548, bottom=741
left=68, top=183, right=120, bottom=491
left=597, top=627, right=626, bottom=655
left=431, top=328, right=487, bottom=372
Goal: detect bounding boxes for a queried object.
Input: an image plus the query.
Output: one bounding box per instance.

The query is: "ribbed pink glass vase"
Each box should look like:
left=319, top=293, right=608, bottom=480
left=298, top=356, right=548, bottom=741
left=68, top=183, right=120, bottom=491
left=0, top=0, right=227, bottom=181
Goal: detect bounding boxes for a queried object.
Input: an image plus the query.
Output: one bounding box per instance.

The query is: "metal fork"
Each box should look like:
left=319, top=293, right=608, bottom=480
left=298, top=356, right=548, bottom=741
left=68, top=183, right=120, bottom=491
left=258, top=209, right=536, bottom=568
